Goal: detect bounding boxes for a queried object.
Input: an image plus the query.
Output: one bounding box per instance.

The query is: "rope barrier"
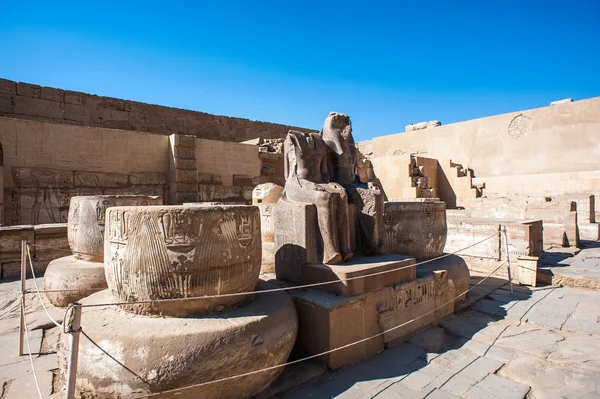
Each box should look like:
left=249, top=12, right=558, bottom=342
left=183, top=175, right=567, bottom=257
left=17, top=229, right=510, bottom=398
left=25, top=244, right=63, bottom=328
left=117, top=261, right=506, bottom=398
left=21, top=295, right=45, bottom=399
left=81, top=231, right=500, bottom=308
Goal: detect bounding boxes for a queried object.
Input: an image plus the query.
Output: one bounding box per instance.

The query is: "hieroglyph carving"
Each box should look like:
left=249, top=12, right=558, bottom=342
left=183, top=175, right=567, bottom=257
left=104, top=205, right=261, bottom=316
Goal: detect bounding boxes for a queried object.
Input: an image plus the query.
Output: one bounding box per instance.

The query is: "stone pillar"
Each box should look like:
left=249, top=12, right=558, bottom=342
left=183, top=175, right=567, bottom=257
left=252, top=183, right=284, bottom=273
left=169, top=134, right=199, bottom=204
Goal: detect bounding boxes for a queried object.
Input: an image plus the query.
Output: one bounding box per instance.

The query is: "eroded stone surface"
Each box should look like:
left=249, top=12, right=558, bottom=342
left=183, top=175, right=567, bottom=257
left=58, top=288, right=298, bottom=399
left=43, top=255, right=107, bottom=307
left=383, top=201, right=447, bottom=260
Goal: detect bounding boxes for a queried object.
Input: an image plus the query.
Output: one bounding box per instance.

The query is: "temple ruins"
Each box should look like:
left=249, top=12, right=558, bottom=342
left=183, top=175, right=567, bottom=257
left=1, top=78, right=599, bottom=398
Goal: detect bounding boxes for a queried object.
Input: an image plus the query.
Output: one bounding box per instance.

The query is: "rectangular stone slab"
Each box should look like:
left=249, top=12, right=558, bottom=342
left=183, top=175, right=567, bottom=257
left=299, top=254, right=416, bottom=296
left=290, top=254, right=468, bottom=370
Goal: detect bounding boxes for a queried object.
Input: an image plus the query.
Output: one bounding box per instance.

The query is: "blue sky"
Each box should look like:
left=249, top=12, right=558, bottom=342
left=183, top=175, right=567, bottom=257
left=1, top=1, right=599, bottom=141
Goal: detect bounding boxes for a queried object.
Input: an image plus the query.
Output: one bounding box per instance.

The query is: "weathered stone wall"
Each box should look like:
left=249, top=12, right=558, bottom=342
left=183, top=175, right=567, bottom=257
left=195, top=139, right=264, bottom=203
left=366, top=97, right=600, bottom=200
left=0, top=223, right=69, bottom=279
left=0, top=78, right=311, bottom=141
left=0, top=117, right=169, bottom=225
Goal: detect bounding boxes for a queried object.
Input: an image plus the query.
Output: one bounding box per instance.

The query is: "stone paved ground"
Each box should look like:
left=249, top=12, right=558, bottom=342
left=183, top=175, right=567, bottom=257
left=2, top=250, right=600, bottom=398
left=539, top=241, right=600, bottom=290
left=0, top=278, right=62, bottom=399
left=278, top=278, right=600, bottom=399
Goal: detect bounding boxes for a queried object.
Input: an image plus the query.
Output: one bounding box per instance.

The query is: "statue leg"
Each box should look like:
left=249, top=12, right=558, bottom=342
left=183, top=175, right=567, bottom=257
left=322, top=185, right=353, bottom=261
left=315, top=191, right=343, bottom=264
left=356, top=187, right=384, bottom=254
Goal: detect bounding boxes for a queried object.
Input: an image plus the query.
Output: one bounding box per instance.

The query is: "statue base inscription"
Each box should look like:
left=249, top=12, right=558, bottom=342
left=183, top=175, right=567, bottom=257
left=289, top=255, right=469, bottom=370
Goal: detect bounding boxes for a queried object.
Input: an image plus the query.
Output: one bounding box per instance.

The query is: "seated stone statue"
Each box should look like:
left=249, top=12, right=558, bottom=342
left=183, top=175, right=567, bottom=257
left=282, top=130, right=353, bottom=264
left=322, top=112, right=384, bottom=255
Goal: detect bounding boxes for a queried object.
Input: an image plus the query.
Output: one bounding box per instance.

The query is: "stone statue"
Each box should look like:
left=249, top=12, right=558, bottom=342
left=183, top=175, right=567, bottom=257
left=321, top=112, right=384, bottom=255
left=283, top=130, right=353, bottom=264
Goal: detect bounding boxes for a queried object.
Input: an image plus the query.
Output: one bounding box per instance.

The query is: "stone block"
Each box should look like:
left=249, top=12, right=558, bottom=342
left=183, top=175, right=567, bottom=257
left=173, top=134, right=196, bottom=148
left=292, top=288, right=384, bottom=370
left=0, top=225, right=35, bottom=263
left=174, top=191, right=199, bottom=204
left=174, top=145, right=196, bottom=159
left=579, top=222, right=600, bottom=241
left=34, top=223, right=68, bottom=261
left=2, top=259, right=46, bottom=279
left=64, top=90, right=86, bottom=105
left=197, top=173, right=217, bottom=183
left=40, top=86, right=64, bottom=102
left=383, top=200, right=447, bottom=260
left=300, top=254, right=416, bottom=296
left=0, top=94, right=13, bottom=113
left=175, top=182, right=198, bottom=192
left=63, top=102, right=86, bottom=122
left=173, top=157, right=196, bottom=170
left=174, top=168, right=197, bottom=184
left=290, top=255, right=469, bottom=370
left=274, top=200, right=319, bottom=281
left=129, top=172, right=166, bottom=186
left=16, top=82, right=41, bottom=98
left=0, top=78, right=17, bottom=94
left=98, top=96, right=125, bottom=111
left=13, top=97, right=63, bottom=119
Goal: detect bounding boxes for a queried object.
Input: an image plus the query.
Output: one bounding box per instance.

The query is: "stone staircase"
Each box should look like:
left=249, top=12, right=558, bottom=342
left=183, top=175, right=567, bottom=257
left=443, top=160, right=485, bottom=201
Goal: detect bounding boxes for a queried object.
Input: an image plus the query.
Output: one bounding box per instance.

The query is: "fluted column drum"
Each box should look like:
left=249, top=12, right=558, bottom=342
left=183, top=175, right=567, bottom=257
left=68, top=195, right=162, bottom=262
left=104, top=205, right=262, bottom=316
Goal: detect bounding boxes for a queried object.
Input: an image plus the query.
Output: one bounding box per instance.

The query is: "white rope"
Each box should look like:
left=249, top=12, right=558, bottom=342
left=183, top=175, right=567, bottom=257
left=109, top=261, right=504, bottom=398
left=83, top=232, right=501, bottom=308
left=26, top=244, right=62, bottom=328
left=21, top=295, right=45, bottom=399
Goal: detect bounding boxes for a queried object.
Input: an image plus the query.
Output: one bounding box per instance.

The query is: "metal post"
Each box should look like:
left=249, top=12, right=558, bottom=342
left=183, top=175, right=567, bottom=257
left=502, top=227, right=514, bottom=294
left=18, top=240, right=27, bottom=356
left=65, top=304, right=82, bottom=399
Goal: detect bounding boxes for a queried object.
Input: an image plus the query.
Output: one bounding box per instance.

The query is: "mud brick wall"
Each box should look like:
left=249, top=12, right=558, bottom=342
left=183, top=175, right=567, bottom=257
left=0, top=79, right=311, bottom=142
left=5, top=167, right=166, bottom=225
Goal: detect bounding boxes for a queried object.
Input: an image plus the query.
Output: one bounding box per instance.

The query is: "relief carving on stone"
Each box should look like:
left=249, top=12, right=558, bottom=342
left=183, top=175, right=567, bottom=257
left=104, top=205, right=261, bottom=317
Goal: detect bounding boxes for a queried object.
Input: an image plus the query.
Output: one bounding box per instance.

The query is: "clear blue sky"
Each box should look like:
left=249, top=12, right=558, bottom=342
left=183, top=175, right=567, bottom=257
left=1, top=1, right=599, bottom=141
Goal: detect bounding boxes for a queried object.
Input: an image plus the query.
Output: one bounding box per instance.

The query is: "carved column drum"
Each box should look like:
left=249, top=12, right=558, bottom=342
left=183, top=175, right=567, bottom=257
left=104, top=205, right=262, bottom=317
left=383, top=200, right=447, bottom=261
left=67, top=195, right=162, bottom=262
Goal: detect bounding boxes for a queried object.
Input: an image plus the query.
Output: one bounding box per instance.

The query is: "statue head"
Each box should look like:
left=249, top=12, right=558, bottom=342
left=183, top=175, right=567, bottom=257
left=322, top=112, right=353, bottom=142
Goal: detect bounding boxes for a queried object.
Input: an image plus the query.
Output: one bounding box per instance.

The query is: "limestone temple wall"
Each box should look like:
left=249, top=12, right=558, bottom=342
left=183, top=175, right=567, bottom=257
left=0, top=117, right=169, bottom=225
left=0, top=116, right=284, bottom=225
left=363, top=97, right=600, bottom=203
left=0, top=78, right=310, bottom=142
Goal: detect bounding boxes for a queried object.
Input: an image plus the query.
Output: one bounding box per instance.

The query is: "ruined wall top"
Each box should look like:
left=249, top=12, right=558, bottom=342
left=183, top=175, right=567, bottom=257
left=0, top=78, right=311, bottom=142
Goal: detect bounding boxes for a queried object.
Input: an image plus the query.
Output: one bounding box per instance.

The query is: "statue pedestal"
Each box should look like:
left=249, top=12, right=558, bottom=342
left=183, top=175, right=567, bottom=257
left=289, top=255, right=470, bottom=370
left=300, top=254, right=416, bottom=296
